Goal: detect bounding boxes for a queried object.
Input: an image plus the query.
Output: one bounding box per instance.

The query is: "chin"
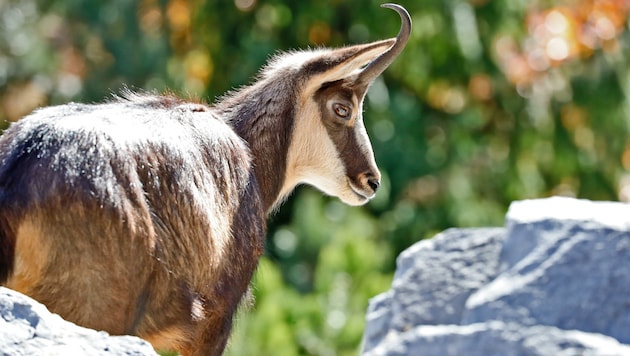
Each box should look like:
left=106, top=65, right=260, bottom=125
left=312, top=181, right=372, bottom=206
left=338, top=190, right=371, bottom=206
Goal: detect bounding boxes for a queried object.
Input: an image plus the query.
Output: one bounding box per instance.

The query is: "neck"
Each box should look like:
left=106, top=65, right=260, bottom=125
left=215, top=80, right=296, bottom=214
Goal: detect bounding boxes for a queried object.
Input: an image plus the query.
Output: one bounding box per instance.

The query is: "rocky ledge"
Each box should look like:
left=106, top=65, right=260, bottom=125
left=0, top=286, right=157, bottom=355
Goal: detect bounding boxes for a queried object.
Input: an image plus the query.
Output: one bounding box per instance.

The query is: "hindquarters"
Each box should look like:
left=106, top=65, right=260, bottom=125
left=0, top=98, right=266, bottom=354
left=4, top=210, right=157, bottom=333
left=0, top=114, right=160, bottom=333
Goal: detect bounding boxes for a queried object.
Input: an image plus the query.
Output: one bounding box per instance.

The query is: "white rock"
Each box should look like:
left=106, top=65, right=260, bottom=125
left=0, top=287, right=157, bottom=355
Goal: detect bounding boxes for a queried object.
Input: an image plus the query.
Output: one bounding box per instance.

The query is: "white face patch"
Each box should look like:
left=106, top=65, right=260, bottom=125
left=279, top=97, right=377, bottom=208
left=280, top=99, right=343, bottom=198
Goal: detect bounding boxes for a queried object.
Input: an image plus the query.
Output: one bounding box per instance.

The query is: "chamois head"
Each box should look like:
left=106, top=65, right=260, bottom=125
left=218, top=4, right=411, bottom=211
left=278, top=4, right=411, bottom=207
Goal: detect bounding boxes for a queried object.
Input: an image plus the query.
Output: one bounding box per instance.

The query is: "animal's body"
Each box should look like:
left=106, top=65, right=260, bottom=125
left=0, top=96, right=262, bottom=353
left=0, top=4, right=410, bottom=355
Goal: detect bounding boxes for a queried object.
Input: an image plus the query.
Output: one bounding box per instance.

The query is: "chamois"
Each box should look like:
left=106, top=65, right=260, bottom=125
left=0, top=3, right=411, bottom=355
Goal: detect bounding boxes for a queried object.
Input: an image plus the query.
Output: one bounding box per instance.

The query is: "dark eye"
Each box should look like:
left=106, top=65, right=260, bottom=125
left=333, top=103, right=351, bottom=119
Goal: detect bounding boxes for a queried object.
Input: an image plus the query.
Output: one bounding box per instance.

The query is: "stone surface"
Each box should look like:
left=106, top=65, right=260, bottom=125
left=363, top=197, right=630, bottom=356
left=0, top=287, right=158, bottom=355
left=362, top=228, right=506, bottom=352
left=365, top=321, right=630, bottom=356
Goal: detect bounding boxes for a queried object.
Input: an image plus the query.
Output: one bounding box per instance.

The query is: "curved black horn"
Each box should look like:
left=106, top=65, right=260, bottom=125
left=358, top=4, right=411, bottom=85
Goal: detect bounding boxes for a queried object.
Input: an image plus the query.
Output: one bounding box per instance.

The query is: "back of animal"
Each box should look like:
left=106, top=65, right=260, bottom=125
left=0, top=95, right=264, bottom=351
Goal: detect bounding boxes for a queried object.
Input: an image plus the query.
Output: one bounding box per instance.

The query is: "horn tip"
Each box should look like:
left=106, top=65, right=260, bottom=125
left=380, top=3, right=406, bottom=12
left=380, top=3, right=411, bottom=24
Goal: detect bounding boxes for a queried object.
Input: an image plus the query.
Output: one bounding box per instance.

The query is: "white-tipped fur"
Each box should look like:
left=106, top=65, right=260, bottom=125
left=264, top=49, right=328, bottom=75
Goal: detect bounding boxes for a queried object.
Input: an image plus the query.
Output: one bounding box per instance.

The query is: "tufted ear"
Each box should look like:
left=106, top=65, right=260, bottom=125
left=301, top=3, right=411, bottom=92
left=313, top=39, right=396, bottom=84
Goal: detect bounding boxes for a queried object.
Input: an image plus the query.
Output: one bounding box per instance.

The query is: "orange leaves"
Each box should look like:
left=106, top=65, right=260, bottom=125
left=308, top=22, right=332, bottom=45
left=495, top=0, right=630, bottom=87
left=183, top=50, right=213, bottom=92
left=0, top=82, right=46, bottom=122
left=426, top=81, right=467, bottom=114
left=468, top=74, right=493, bottom=102
left=166, top=0, right=192, bottom=51
left=167, top=0, right=191, bottom=33
left=139, top=0, right=164, bottom=36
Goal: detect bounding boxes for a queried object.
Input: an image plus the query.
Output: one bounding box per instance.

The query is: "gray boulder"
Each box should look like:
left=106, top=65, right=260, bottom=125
left=0, top=287, right=158, bottom=355
left=365, top=321, right=630, bottom=356
left=363, top=197, right=630, bottom=356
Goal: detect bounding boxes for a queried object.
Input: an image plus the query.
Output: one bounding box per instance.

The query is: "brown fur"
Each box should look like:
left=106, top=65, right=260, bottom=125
left=0, top=96, right=264, bottom=354
left=0, top=4, right=410, bottom=355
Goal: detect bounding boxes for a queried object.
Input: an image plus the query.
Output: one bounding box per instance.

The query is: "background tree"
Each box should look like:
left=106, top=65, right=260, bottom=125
left=1, top=0, right=629, bottom=354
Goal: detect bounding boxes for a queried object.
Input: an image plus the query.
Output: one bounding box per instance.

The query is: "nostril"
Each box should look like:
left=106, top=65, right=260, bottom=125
left=367, top=177, right=380, bottom=192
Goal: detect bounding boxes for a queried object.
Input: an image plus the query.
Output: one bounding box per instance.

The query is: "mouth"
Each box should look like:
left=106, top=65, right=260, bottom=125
left=348, top=179, right=375, bottom=201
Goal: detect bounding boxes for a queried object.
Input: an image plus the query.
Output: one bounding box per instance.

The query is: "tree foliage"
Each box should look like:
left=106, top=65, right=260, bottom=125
left=1, top=0, right=629, bottom=354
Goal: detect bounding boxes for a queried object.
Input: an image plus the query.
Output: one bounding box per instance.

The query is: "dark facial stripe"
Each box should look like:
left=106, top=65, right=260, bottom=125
left=315, top=80, right=376, bottom=183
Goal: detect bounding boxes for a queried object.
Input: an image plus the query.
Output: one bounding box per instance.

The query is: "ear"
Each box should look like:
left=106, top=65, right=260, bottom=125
left=304, top=39, right=395, bottom=88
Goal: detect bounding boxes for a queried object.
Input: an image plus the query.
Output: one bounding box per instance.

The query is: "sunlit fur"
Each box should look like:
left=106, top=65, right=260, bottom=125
left=0, top=4, right=410, bottom=356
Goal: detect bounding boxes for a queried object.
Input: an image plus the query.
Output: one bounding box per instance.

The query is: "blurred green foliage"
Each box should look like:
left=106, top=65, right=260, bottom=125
left=1, top=0, right=630, bottom=354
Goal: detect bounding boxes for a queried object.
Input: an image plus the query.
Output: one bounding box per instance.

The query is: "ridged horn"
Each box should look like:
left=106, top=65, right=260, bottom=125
left=357, top=3, right=411, bottom=85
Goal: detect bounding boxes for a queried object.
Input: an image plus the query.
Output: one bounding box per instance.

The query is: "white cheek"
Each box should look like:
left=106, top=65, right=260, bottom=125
left=298, top=134, right=346, bottom=193
left=297, top=128, right=372, bottom=207
left=281, top=99, right=375, bottom=207
left=281, top=101, right=346, bottom=198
